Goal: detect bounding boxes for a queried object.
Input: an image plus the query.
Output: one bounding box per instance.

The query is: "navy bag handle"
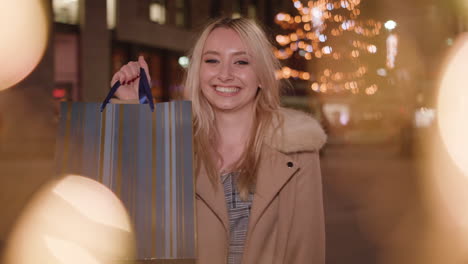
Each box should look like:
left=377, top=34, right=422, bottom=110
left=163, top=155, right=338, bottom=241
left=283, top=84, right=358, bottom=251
left=100, top=68, right=154, bottom=112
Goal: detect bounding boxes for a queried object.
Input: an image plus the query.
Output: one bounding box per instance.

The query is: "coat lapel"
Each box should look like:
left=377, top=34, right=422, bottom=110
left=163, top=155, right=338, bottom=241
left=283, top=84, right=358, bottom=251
left=195, top=145, right=301, bottom=238
left=247, top=144, right=299, bottom=232
left=195, top=165, right=229, bottom=233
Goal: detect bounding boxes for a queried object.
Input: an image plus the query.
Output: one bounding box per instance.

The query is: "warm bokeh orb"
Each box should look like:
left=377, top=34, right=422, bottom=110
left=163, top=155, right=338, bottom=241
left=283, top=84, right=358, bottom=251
left=415, top=33, right=468, bottom=264
left=438, top=34, right=468, bottom=177
left=0, top=0, right=49, bottom=91
left=3, top=175, right=136, bottom=264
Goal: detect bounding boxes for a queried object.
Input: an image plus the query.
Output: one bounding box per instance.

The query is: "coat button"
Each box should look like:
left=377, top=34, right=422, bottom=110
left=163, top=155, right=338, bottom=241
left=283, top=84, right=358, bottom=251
left=287, top=162, right=294, bottom=168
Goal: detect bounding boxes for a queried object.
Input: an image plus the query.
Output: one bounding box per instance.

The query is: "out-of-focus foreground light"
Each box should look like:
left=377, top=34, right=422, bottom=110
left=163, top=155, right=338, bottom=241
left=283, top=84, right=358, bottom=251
left=438, top=34, right=468, bottom=177
left=384, top=20, right=397, bottom=30
left=412, top=33, right=468, bottom=264
left=0, top=0, right=49, bottom=91
left=3, top=175, right=136, bottom=264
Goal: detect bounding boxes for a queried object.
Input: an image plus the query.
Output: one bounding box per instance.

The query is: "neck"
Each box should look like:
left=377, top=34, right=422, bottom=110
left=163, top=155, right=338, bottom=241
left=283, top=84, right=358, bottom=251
left=213, top=105, right=255, bottom=171
left=215, top=105, right=255, bottom=146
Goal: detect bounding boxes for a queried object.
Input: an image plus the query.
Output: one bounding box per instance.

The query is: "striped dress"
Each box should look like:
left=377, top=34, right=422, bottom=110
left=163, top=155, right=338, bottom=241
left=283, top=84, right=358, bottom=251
left=221, top=172, right=253, bottom=264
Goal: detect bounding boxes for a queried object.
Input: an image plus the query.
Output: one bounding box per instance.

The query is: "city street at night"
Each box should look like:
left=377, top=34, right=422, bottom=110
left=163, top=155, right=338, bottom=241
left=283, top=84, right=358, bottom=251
left=2, top=0, right=468, bottom=263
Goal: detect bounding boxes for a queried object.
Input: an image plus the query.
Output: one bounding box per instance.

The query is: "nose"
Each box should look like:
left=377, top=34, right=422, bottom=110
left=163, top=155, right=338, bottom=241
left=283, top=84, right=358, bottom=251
left=217, top=62, right=234, bottom=82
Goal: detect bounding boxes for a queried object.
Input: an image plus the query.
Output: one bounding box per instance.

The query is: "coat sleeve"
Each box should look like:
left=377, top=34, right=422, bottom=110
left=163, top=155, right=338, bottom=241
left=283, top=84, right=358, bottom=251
left=285, top=151, right=326, bottom=263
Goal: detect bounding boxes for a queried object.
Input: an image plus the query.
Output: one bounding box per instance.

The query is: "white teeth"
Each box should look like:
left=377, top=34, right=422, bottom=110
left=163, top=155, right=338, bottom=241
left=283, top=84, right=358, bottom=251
left=215, top=86, right=239, bottom=93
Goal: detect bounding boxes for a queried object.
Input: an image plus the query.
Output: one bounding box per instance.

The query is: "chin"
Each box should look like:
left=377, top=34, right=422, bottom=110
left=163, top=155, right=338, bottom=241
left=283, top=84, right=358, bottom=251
left=212, top=104, right=238, bottom=112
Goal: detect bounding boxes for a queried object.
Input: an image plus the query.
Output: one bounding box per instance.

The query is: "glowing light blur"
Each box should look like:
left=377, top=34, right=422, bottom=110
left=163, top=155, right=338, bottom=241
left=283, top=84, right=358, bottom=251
left=323, top=103, right=350, bottom=126
left=386, top=34, right=398, bottom=69
left=311, top=82, right=319, bottom=91
left=3, top=175, right=136, bottom=264
left=107, top=0, right=116, bottom=29
left=367, top=44, right=377, bottom=53
left=150, top=2, right=166, bottom=23
left=384, top=20, right=397, bottom=30
left=365, top=84, right=378, bottom=95
left=323, top=46, right=333, bottom=54
left=53, top=0, right=79, bottom=24
left=377, top=68, right=387, bottom=76
left=438, top=35, right=468, bottom=176
left=319, top=34, right=327, bottom=42
left=52, top=175, right=132, bottom=232
left=414, top=107, right=436, bottom=128
left=0, top=0, right=49, bottom=91
left=276, top=13, right=286, bottom=21
left=178, top=56, right=189, bottom=68
left=44, top=236, right=100, bottom=264
left=447, top=38, right=454, bottom=46
left=416, top=35, right=468, bottom=264
left=294, top=0, right=302, bottom=8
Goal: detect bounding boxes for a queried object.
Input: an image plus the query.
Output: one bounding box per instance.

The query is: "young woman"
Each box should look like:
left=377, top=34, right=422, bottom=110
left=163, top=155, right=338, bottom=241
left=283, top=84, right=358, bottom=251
left=112, top=17, right=326, bottom=264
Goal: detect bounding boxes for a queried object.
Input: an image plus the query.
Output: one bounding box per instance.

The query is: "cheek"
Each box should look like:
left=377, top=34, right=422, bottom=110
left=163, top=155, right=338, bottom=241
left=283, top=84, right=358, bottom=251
left=199, top=80, right=212, bottom=101
left=242, top=72, right=260, bottom=88
left=199, top=66, right=208, bottom=84
left=200, top=85, right=209, bottom=97
left=199, top=65, right=217, bottom=82
left=198, top=67, right=211, bottom=97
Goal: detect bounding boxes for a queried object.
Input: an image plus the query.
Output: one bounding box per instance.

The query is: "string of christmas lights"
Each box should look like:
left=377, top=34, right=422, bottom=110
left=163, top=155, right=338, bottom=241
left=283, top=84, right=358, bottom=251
left=274, top=0, right=384, bottom=95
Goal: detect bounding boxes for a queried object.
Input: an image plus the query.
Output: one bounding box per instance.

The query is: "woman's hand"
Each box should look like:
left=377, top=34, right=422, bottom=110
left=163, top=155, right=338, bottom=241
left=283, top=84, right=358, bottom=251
left=111, top=56, right=151, bottom=100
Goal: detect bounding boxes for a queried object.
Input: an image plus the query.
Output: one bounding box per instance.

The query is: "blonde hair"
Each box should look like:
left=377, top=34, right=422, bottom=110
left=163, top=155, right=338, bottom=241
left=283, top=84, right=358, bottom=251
left=185, top=17, right=282, bottom=199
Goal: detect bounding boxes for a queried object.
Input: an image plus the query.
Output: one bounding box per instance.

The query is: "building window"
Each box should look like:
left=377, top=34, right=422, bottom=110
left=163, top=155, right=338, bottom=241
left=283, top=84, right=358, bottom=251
left=175, top=12, right=185, bottom=26
left=211, top=0, right=221, bottom=18
left=148, top=53, right=164, bottom=101
left=248, top=4, right=256, bottom=19
left=150, top=1, right=166, bottom=24
left=53, top=0, right=79, bottom=25
left=54, top=33, right=80, bottom=101
left=175, top=0, right=187, bottom=27
left=107, top=0, right=116, bottom=29
left=232, top=0, right=242, bottom=18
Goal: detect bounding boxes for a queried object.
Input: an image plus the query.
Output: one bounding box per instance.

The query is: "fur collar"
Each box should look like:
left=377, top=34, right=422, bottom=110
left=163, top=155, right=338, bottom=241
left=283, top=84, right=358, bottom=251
left=265, top=107, right=327, bottom=153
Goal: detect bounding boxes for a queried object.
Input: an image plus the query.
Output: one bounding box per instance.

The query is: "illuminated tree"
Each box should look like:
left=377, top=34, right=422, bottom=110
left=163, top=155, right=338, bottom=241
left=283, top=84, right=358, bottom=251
left=274, top=0, right=384, bottom=95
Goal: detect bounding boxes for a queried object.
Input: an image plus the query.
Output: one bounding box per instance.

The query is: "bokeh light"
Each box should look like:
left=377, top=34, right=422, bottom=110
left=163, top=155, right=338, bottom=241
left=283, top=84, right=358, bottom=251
left=384, top=20, right=397, bottom=30
left=412, top=33, right=468, bottom=264
left=3, top=175, right=136, bottom=264
left=0, top=0, right=49, bottom=91
left=438, top=34, right=468, bottom=177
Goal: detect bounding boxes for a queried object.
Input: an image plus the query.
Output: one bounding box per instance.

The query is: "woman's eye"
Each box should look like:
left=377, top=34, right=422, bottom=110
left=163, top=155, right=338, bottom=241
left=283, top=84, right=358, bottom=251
left=235, top=60, right=249, bottom=65
left=204, top=59, right=218, bottom=64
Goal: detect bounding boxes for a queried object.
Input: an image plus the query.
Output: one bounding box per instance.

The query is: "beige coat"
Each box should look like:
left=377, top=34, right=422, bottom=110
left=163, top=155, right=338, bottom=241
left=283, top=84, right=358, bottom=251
left=196, top=108, right=327, bottom=264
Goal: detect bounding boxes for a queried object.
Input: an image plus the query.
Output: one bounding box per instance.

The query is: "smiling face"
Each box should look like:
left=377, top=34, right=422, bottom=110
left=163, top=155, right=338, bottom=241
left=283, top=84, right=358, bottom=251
left=199, top=27, right=260, bottom=114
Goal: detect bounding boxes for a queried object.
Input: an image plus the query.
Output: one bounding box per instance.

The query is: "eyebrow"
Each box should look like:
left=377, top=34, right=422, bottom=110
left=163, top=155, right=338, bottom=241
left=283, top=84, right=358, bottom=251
left=203, top=50, right=249, bottom=56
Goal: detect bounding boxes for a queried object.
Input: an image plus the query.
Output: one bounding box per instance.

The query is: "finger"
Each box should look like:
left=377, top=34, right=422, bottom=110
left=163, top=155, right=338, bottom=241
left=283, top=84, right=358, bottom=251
left=128, top=61, right=140, bottom=78
left=121, top=66, right=134, bottom=84
left=116, top=64, right=132, bottom=84
left=111, top=72, right=121, bottom=86
left=118, top=70, right=126, bottom=85
left=138, top=56, right=151, bottom=83
left=125, top=62, right=141, bottom=84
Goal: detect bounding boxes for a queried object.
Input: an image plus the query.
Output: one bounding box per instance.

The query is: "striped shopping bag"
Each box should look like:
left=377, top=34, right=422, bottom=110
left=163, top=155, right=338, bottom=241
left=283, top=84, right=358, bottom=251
left=54, top=70, right=195, bottom=263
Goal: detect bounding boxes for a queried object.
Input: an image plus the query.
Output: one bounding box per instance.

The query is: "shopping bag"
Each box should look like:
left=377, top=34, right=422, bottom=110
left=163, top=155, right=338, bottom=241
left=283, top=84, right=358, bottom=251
left=54, top=69, right=195, bottom=262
